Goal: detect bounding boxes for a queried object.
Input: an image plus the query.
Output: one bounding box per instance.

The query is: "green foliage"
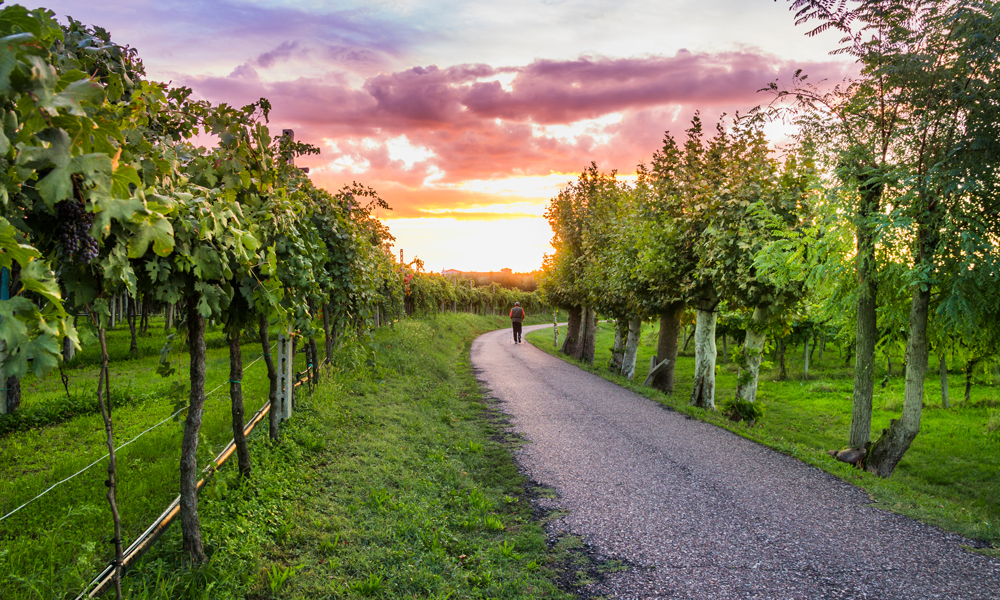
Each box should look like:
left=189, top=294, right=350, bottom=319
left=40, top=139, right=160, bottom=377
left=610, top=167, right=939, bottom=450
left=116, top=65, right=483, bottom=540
left=722, top=398, right=764, bottom=424
left=0, top=383, right=153, bottom=435
left=266, top=564, right=303, bottom=594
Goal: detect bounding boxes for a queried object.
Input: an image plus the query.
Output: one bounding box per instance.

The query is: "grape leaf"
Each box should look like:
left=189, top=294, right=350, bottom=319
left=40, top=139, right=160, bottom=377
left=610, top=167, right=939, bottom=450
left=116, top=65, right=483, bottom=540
left=127, top=212, right=174, bottom=258
left=111, top=164, right=141, bottom=199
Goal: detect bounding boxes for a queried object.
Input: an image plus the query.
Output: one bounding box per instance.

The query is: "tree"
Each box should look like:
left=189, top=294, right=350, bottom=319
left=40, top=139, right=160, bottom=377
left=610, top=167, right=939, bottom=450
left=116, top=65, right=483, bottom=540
left=628, top=125, right=698, bottom=394
left=780, top=0, right=1000, bottom=475
left=540, top=164, right=618, bottom=364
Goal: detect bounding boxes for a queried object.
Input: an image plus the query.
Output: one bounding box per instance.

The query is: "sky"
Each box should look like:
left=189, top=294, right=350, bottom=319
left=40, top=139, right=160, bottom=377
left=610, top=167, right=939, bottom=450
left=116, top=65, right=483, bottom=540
left=28, top=0, right=855, bottom=272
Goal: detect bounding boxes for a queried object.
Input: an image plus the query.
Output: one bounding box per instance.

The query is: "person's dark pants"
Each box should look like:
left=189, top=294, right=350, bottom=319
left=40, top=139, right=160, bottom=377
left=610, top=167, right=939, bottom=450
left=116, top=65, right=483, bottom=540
left=512, top=321, right=522, bottom=343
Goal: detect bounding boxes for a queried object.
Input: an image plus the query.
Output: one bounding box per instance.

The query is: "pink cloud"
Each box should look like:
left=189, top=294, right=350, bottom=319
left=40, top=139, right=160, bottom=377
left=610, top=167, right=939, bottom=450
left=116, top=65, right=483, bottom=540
left=180, top=49, right=854, bottom=215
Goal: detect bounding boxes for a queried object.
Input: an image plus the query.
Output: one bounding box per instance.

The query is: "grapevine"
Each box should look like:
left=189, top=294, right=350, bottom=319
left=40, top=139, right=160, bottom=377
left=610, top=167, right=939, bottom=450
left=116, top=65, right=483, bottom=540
left=53, top=200, right=99, bottom=264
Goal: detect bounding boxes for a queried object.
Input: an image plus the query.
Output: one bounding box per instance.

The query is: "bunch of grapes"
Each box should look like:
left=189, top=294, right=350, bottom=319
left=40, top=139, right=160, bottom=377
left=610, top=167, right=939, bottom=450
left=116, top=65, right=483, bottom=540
left=54, top=200, right=99, bottom=264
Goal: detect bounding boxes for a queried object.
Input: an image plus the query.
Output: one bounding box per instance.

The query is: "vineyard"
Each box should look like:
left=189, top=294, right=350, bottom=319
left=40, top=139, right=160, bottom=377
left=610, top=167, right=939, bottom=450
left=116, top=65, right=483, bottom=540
left=0, top=5, right=549, bottom=598
left=6, top=0, right=1000, bottom=597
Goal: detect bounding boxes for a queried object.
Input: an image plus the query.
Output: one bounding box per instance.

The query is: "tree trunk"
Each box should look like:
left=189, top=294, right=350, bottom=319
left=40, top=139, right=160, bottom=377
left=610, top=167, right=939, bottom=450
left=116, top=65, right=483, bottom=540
left=682, top=325, right=695, bottom=353
left=690, top=308, right=717, bottom=409
left=127, top=295, right=138, bottom=355
left=309, top=335, right=319, bottom=385
left=165, top=303, right=173, bottom=332
left=866, top=285, right=930, bottom=477
left=571, top=306, right=597, bottom=363
left=260, top=314, right=279, bottom=442
left=553, top=310, right=559, bottom=348
left=939, top=353, right=950, bottom=409
left=849, top=181, right=880, bottom=448
left=94, top=325, right=123, bottom=599
left=323, top=303, right=333, bottom=363
left=308, top=300, right=319, bottom=385
left=609, top=317, right=627, bottom=373
left=802, top=335, right=810, bottom=380
left=180, top=296, right=207, bottom=562
left=229, top=332, right=251, bottom=478
left=721, top=333, right=728, bottom=363
left=777, top=339, right=787, bottom=381
left=561, top=306, right=582, bottom=356
left=62, top=335, right=76, bottom=363
left=140, top=297, right=149, bottom=336
left=2, top=267, right=21, bottom=413
left=652, top=305, right=683, bottom=394
left=735, top=306, right=767, bottom=403
left=2, top=369, right=20, bottom=413
left=622, top=317, right=642, bottom=380
left=965, top=358, right=978, bottom=404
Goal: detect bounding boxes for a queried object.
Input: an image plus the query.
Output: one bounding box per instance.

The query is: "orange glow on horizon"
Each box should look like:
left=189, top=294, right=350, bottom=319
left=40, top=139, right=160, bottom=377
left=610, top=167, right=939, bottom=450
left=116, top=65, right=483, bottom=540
left=376, top=172, right=639, bottom=272
left=382, top=215, right=553, bottom=273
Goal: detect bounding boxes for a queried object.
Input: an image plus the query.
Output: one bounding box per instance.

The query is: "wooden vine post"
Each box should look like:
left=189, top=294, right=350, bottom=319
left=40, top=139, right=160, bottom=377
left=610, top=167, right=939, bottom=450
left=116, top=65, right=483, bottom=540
left=277, top=329, right=294, bottom=420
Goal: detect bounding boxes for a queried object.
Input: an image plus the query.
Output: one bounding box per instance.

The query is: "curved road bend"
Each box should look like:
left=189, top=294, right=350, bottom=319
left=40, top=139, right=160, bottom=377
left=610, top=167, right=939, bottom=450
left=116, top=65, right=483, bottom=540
left=471, top=324, right=1000, bottom=600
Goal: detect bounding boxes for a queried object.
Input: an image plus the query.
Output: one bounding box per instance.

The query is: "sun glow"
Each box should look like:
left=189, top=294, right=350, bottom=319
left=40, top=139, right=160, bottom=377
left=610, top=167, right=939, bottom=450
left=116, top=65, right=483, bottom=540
left=419, top=201, right=546, bottom=217
left=436, top=171, right=637, bottom=199
left=384, top=216, right=553, bottom=273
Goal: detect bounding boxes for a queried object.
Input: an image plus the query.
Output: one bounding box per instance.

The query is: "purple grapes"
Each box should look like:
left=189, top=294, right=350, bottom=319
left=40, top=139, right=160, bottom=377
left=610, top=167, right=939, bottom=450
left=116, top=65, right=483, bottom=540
left=54, top=200, right=99, bottom=263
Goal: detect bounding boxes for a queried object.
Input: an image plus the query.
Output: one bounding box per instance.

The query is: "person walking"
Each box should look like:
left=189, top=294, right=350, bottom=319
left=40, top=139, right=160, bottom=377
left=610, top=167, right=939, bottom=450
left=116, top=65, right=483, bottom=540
left=510, top=301, right=526, bottom=344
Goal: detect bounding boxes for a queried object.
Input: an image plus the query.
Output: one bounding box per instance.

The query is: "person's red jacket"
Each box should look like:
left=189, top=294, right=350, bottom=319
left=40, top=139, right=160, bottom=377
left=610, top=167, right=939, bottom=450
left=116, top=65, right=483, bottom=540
left=510, top=306, right=526, bottom=322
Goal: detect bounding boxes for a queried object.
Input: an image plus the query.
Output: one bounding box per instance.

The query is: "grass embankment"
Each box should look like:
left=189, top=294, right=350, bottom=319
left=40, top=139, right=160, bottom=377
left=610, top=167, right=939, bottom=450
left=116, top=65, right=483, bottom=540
left=2, top=313, right=580, bottom=599
left=527, top=321, right=1000, bottom=552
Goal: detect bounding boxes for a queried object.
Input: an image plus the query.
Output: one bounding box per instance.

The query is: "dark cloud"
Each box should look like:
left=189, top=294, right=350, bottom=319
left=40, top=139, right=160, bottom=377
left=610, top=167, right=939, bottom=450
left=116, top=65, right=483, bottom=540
left=255, top=41, right=301, bottom=69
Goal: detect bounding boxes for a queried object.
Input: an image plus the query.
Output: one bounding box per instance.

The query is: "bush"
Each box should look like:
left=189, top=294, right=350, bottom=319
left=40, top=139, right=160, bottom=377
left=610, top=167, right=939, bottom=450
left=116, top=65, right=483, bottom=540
left=722, top=398, right=764, bottom=425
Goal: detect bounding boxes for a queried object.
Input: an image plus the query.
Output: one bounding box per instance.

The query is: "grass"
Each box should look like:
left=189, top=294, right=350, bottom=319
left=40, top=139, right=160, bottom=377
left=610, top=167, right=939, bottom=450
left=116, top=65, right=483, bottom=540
left=0, top=319, right=302, bottom=599
left=120, top=313, right=575, bottom=599
left=527, top=320, right=1000, bottom=552
left=0, top=311, right=578, bottom=599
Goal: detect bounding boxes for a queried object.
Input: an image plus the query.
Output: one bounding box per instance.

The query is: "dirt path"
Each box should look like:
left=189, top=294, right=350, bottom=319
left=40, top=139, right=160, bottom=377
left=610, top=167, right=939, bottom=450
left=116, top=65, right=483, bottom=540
left=471, top=324, right=1000, bottom=600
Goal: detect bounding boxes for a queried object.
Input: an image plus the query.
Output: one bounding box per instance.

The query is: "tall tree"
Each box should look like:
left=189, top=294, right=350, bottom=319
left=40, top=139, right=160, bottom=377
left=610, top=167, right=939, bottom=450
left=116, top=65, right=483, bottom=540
left=780, top=0, right=1000, bottom=475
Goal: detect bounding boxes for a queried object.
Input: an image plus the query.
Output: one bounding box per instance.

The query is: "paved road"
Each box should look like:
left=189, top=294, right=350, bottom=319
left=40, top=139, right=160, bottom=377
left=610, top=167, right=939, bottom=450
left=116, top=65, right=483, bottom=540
left=472, top=324, right=1000, bottom=600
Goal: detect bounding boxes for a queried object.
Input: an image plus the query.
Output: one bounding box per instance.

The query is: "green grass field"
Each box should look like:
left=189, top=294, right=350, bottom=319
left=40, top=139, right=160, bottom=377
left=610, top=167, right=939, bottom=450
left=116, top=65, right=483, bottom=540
left=526, top=320, right=1000, bottom=552
left=0, top=319, right=300, bottom=598
left=1, top=312, right=582, bottom=599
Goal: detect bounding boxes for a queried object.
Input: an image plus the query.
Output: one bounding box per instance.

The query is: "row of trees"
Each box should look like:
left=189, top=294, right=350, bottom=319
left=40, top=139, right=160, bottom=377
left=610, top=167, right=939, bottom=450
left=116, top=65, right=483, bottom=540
left=540, top=0, right=1000, bottom=478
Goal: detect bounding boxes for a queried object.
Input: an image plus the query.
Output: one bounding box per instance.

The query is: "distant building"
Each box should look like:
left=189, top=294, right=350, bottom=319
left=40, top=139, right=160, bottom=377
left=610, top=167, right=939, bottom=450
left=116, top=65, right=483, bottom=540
left=442, top=269, right=462, bottom=276
left=500, top=268, right=513, bottom=274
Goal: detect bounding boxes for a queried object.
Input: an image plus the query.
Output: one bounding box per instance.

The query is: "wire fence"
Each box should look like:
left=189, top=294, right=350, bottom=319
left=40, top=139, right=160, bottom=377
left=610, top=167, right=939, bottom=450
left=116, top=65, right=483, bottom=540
left=0, top=345, right=276, bottom=525
left=78, top=346, right=316, bottom=599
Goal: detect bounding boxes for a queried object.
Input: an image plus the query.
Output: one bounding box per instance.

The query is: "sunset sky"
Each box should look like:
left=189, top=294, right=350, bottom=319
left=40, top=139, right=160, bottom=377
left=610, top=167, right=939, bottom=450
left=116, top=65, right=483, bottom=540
left=30, top=0, right=854, bottom=272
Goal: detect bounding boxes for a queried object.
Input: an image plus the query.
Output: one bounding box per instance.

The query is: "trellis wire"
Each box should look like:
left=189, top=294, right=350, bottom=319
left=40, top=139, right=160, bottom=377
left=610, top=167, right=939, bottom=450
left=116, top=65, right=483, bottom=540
left=79, top=362, right=313, bottom=599
left=0, top=345, right=275, bottom=524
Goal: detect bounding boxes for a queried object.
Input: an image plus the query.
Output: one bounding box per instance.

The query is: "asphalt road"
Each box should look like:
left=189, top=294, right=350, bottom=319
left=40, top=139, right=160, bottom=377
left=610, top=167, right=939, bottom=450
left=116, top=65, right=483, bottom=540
left=471, top=324, right=1000, bottom=600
